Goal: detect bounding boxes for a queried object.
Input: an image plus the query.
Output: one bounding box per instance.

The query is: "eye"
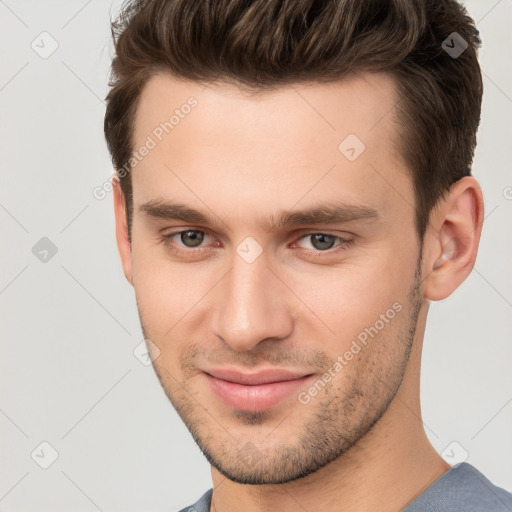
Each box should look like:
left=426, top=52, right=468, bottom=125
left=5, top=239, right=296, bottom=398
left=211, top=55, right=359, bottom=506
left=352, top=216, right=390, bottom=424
left=174, top=230, right=206, bottom=247
left=292, top=232, right=354, bottom=254
left=161, top=229, right=214, bottom=252
left=160, top=229, right=353, bottom=258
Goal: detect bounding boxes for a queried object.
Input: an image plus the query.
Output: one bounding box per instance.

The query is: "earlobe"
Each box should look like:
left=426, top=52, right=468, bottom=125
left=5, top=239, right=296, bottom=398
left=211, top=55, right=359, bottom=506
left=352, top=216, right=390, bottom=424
left=423, top=177, right=484, bottom=301
left=113, top=180, right=134, bottom=286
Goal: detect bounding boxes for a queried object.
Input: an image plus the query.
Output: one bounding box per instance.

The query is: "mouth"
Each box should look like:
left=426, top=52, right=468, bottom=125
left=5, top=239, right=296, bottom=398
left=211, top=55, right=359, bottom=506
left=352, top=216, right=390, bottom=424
left=202, top=368, right=315, bottom=412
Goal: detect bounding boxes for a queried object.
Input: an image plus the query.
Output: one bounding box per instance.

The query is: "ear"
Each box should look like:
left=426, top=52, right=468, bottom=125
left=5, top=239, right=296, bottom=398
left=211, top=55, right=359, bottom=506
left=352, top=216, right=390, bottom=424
left=422, top=176, right=484, bottom=301
left=113, top=180, right=134, bottom=286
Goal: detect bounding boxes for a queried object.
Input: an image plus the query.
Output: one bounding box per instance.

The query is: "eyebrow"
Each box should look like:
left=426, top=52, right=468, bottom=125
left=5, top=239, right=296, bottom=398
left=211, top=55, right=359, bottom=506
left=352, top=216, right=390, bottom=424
left=138, top=199, right=380, bottom=231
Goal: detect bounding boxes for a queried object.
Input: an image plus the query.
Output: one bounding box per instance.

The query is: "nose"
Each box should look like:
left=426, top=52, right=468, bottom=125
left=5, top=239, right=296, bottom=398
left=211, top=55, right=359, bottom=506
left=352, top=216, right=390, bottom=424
left=210, top=249, right=294, bottom=352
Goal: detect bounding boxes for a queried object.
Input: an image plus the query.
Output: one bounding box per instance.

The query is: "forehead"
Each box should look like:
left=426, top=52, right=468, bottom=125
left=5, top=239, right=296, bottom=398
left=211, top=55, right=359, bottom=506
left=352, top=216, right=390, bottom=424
left=130, top=71, right=412, bottom=228
left=133, top=71, right=400, bottom=148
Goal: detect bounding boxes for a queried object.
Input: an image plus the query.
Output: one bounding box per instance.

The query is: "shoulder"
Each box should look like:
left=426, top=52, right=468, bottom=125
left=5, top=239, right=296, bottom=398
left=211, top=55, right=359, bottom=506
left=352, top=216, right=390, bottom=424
left=403, top=462, right=512, bottom=511
left=176, top=488, right=213, bottom=512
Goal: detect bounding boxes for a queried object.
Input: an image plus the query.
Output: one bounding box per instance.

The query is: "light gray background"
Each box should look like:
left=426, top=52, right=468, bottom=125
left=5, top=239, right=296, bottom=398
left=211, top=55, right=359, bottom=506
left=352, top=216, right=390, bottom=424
left=0, top=1, right=511, bottom=511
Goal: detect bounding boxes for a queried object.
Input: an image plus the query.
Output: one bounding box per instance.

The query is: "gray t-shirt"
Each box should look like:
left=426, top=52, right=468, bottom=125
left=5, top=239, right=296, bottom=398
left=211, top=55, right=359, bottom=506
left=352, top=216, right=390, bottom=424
left=177, top=463, right=512, bottom=511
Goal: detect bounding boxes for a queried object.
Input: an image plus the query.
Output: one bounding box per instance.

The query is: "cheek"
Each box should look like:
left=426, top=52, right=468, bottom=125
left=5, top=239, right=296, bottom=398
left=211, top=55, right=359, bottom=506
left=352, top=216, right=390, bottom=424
left=287, top=256, right=410, bottom=341
left=131, top=241, right=218, bottom=339
left=134, top=266, right=197, bottom=325
left=132, top=256, right=204, bottom=378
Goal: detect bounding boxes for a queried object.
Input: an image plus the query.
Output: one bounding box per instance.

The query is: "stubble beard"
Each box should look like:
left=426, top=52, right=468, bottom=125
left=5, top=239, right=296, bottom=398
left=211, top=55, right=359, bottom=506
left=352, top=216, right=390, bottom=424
left=141, top=253, right=424, bottom=485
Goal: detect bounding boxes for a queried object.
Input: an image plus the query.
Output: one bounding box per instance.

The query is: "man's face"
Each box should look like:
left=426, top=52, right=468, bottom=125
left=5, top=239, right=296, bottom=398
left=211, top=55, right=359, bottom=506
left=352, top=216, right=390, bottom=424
left=124, top=72, right=424, bottom=484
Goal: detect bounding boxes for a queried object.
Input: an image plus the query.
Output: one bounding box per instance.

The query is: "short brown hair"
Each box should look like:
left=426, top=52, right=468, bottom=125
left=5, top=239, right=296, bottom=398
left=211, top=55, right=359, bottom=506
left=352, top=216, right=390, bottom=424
left=104, top=0, right=483, bottom=240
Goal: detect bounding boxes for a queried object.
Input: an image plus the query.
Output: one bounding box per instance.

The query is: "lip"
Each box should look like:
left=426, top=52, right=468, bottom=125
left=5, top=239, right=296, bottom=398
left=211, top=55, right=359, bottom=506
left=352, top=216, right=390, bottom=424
left=202, top=368, right=315, bottom=411
left=204, top=367, right=311, bottom=385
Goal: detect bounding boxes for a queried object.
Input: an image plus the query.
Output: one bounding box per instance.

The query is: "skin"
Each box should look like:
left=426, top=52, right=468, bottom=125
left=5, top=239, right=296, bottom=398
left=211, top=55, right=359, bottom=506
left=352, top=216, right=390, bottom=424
left=113, top=71, right=484, bottom=512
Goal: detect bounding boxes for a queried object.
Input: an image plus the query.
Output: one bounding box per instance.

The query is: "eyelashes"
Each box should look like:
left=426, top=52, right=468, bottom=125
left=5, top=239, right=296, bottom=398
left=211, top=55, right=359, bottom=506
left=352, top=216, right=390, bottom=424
left=160, top=229, right=354, bottom=259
